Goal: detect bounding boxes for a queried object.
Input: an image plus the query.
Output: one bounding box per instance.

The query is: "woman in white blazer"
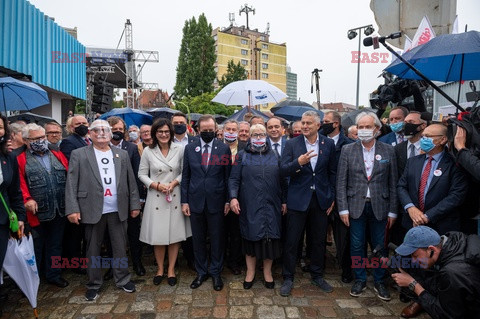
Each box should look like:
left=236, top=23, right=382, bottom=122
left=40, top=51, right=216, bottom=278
left=138, top=118, right=191, bottom=286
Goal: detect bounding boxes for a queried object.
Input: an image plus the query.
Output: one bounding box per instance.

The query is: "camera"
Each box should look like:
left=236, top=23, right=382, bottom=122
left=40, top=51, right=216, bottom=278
left=447, top=106, right=480, bottom=150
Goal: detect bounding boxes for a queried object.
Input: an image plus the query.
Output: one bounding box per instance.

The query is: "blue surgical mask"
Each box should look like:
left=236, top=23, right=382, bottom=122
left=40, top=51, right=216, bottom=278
left=420, top=137, right=435, bottom=153
left=389, top=121, right=404, bottom=133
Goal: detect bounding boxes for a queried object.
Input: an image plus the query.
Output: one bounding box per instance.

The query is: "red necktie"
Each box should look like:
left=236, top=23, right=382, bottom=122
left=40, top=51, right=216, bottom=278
left=418, top=156, right=433, bottom=211
left=85, top=138, right=90, bottom=145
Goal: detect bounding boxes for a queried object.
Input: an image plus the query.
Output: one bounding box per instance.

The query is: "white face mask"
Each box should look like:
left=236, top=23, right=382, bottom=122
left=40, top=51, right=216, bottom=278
left=357, top=129, right=376, bottom=142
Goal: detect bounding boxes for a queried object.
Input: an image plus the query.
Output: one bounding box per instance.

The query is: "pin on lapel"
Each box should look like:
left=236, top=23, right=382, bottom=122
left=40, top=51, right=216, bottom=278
left=195, top=146, right=200, bottom=152
left=115, top=154, right=119, bottom=158
left=2, top=161, right=5, bottom=165
left=320, top=150, right=323, bottom=154
left=214, top=146, right=217, bottom=149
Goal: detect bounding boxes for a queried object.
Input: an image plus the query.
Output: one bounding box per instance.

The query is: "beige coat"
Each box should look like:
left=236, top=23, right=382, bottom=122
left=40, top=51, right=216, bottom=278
left=138, top=143, right=191, bottom=245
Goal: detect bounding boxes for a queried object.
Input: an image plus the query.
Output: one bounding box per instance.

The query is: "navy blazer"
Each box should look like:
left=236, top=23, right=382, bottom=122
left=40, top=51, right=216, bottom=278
left=378, top=131, right=398, bottom=146
left=181, top=138, right=231, bottom=214
left=397, top=151, right=468, bottom=232
left=267, top=136, right=287, bottom=157
left=120, top=140, right=142, bottom=195
left=60, top=134, right=88, bottom=160
left=281, top=134, right=336, bottom=211
left=0, top=153, right=26, bottom=225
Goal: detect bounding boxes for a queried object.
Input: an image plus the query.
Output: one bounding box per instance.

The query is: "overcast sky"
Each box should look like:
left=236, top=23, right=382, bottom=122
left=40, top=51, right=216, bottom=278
left=30, top=0, right=480, bottom=107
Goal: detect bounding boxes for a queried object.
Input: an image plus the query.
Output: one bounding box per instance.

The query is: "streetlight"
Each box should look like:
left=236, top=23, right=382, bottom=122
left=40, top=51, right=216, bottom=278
left=347, top=24, right=374, bottom=108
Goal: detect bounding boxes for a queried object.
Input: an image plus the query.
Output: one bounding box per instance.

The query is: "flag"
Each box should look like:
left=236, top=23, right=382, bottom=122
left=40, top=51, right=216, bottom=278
left=408, top=16, right=436, bottom=50
left=403, top=35, right=412, bottom=52
left=451, top=15, right=459, bottom=34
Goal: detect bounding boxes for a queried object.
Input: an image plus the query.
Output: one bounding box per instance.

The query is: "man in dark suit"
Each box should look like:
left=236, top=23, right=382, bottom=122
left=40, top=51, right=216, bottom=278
left=107, top=116, right=144, bottom=277
left=321, top=111, right=354, bottom=283
left=279, top=110, right=337, bottom=297
left=266, top=117, right=287, bottom=158
left=337, top=112, right=397, bottom=301
left=60, top=115, right=90, bottom=160
left=181, top=114, right=231, bottom=291
left=397, top=123, right=468, bottom=235
left=379, top=106, right=409, bottom=146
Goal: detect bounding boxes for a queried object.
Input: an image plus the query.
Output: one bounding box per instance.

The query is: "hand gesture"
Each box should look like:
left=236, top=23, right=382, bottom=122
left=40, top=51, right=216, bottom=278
left=454, top=127, right=467, bottom=151
left=298, top=150, right=317, bottom=166
left=230, top=198, right=240, bottom=215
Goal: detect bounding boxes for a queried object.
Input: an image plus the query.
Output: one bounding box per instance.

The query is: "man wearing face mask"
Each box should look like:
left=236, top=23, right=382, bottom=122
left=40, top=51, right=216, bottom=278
left=379, top=106, right=409, bottom=146
left=127, top=125, right=140, bottom=145
left=172, top=113, right=194, bottom=147
left=60, top=115, right=90, bottom=160
left=181, top=114, right=231, bottom=291
left=17, top=124, right=70, bottom=288
left=397, top=124, right=468, bottom=235
left=336, top=112, right=398, bottom=301
left=291, top=121, right=302, bottom=138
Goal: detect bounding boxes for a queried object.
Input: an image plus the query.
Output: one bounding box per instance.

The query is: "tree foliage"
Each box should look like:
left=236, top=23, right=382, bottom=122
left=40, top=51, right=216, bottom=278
left=174, top=91, right=240, bottom=116
left=218, top=60, right=247, bottom=87
left=174, top=14, right=216, bottom=99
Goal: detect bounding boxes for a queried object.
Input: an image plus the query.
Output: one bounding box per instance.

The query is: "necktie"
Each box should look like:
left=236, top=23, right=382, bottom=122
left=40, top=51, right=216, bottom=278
left=408, top=144, right=416, bottom=159
left=85, top=138, right=90, bottom=145
left=273, top=143, right=280, bottom=158
left=398, top=134, right=404, bottom=144
left=202, top=144, right=209, bottom=167
left=418, top=156, right=433, bottom=211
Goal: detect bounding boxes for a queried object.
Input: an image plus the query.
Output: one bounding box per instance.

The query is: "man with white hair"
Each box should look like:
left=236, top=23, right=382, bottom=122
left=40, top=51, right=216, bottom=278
left=65, top=120, right=141, bottom=301
left=17, top=123, right=69, bottom=288
left=336, top=112, right=398, bottom=301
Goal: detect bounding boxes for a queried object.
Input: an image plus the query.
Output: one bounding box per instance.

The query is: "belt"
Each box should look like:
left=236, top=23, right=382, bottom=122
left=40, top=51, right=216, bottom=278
left=365, top=197, right=371, bottom=202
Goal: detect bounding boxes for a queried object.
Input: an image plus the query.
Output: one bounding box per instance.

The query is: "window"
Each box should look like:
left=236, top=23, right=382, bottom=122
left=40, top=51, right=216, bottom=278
left=241, top=59, right=248, bottom=66
left=213, top=35, right=218, bottom=41
left=241, top=49, right=248, bottom=55
left=262, top=63, right=268, bottom=69
left=262, top=73, right=268, bottom=79
left=241, top=39, right=248, bottom=45
left=262, top=44, right=268, bottom=50
left=262, top=53, right=268, bottom=59
left=260, top=36, right=266, bottom=41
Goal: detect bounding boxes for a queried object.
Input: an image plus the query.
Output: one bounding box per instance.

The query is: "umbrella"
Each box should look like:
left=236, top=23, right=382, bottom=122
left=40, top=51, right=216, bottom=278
left=146, top=107, right=181, bottom=120
left=273, top=105, right=324, bottom=122
left=8, top=112, right=57, bottom=126
left=2, top=235, right=39, bottom=318
left=212, top=80, right=287, bottom=110
left=385, top=31, right=480, bottom=82
left=187, top=113, right=203, bottom=122
left=341, top=108, right=376, bottom=129
left=0, top=77, right=50, bottom=114
left=224, top=107, right=270, bottom=123
left=214, top=114, right=227, bottom=124
left=270, top=100, right=313, bottom=113
left=99, top=107, right=153, bottom=128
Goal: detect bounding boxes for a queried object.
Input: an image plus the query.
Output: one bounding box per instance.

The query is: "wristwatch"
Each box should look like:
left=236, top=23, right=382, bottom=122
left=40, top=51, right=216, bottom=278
left=408, top=280, right=418, bottom=292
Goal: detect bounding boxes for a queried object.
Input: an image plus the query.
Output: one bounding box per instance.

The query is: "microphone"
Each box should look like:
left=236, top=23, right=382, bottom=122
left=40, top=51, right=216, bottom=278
left=364, top=32, right=402, bottom=47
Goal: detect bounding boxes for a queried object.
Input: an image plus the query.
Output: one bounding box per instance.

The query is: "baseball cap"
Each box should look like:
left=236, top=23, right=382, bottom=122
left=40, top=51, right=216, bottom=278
left=396, top=226, right=441, bottom=256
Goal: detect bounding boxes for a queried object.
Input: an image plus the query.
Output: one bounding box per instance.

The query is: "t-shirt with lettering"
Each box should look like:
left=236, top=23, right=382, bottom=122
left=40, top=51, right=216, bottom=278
left=94, top=148, right=118, bottom=214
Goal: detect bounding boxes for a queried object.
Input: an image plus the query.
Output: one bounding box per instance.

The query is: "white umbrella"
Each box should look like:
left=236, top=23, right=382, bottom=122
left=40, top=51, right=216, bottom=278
left=2, top=235, right=39, bottom=318
left=212, top=80, right=287, bottom=111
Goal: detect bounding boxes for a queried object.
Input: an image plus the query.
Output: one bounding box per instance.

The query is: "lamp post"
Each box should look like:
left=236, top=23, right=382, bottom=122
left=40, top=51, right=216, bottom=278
left=347, top=24, right=374, bottom=108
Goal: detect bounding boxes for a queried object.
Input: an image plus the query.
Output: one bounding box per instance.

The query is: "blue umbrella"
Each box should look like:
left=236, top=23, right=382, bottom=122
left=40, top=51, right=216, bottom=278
left=385, top=31, right=480, bottom=82
left=0, top=77, right=50, bottom=113
left=271, top=100, right=313, bottom=113
left=146, top=107, right=180, bottom=120
left=99, top=107, right=153, bottom=127
left=273, top=105, right=324, bottom=122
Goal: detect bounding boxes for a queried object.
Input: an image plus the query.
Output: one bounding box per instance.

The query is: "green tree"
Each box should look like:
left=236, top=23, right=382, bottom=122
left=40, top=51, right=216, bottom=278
left=174, top=14, right=216, bottom=98
left=218, top=60, right=247, bottom=87
left=174, top=91, right=240, bottom=116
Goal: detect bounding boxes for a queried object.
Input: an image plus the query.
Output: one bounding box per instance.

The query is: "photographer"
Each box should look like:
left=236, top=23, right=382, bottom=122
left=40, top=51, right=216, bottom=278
left=454, top=126, right=480, bottom=235
left=392, top=226, right=480, bottom=319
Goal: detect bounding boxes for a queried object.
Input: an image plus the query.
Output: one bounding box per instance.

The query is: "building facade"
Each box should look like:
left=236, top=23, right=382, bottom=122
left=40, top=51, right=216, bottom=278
left=286, top=66, right=297, bottom=100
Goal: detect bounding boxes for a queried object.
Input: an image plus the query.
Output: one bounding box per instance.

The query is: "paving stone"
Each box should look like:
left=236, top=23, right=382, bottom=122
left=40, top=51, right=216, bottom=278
left=230, top=289, right=254, bottom=297
left=47, top=304, right=80, bottom=319
left=285, top=306, right=300, bottom=318
left=68, top=295, right=96, bottom=304
left=191, top=307, right=212, bottom=318
left=272, top=296, right=290, bottom=306
left=256, top=305, right=286, bottom=319
left=213, top=306, right=228, bottom=318
left=130, top=300, right=155, bottom=312
left=317, top=306, right=337, bottom=317
left=229, top=296, right=253, bottom=305
left=351, top=307, right=369, bottom=316
left=139, top=314, right=157, bottom=319
left=113, top=303, right=129, bottom=313
left=289, top=297, right=309, bottom=306
left=81, top=304, right=114, bottom=314
left=368, top=306, right=392, bottom=316
left=229, top=305, right=254, bottom=318
left=155, top=313, right=172, bottom=319
left=336, top=298, right=362, bottom=309
left=301, top=306, right=317, bottom=318
left=173, top=294, right=192, bottom=305
left=99, top=293, right=119, bottom=303
left=156, top=300, right=173, bottom=311
left=192, top=298, right=214, bottom=307
left=252, top=296, right=273, bottom=305
left=229, top=281, right=244, bottom=290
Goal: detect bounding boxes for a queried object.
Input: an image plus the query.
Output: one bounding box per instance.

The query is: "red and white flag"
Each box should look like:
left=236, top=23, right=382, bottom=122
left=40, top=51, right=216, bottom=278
left=408, top=16, right=436, bottom=50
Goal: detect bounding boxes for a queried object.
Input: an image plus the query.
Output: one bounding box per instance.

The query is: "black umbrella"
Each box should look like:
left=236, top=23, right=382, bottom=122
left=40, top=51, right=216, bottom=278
left=8, top=112, right=57, bottom=126
left=270, top=100, right=313, bottom=113
left=146, top=107, right=180, bottom=120
left=341, top=108, right=376, bottom=129
left=214, top=114, right=227, bottom=124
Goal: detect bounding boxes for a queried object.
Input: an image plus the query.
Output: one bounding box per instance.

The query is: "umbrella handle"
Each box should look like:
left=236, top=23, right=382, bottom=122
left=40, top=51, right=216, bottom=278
left=34, top=308, right=39, bottom=318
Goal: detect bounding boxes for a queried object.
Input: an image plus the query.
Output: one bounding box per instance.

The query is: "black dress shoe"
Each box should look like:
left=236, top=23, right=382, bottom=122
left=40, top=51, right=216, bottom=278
left=167, top=277, right=177, bottom=286
left=212, top=276, right=224, bottom=291
left=133, top=263, right=146, bottom=276
left=243, top=276, right=255, bottom=289
left=103, top=268, right=113, bottom=281
left=153, top=275, right=164, bottom=285
left=190, top=274, right=210, bottom=289
left=264, top=281, right=275, bottom=289
left=48, top=277, right=69, bottom=288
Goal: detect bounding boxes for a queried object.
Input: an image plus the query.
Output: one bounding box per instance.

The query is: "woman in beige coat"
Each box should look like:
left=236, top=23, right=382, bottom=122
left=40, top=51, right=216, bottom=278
left=139, top=118, right=191, bottom=286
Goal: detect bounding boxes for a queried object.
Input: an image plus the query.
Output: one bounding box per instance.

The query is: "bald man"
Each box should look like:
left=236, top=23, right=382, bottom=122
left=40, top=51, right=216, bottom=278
left=397, top=124, right=468, bottom=235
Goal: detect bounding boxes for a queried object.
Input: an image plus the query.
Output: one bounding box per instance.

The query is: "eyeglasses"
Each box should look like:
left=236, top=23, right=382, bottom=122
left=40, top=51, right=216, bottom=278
left=156, top=130, right=170, bottom=135
left=26, top=135, right=46, bottom=142
left=90, top=127, right=110, bottom=134
left=46, top=131, right=62, bottom=136
left=251, top=133, right=266, bottom=138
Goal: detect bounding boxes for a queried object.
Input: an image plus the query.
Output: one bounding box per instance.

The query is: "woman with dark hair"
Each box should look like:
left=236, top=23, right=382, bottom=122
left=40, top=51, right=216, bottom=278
left=0, top=115, right=26, bottom=313
left=138, top=118, right=191, bottom=286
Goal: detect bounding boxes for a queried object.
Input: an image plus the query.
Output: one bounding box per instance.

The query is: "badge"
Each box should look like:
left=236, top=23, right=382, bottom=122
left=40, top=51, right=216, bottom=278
left=115, top=154, right=119, bottom=158
left=433, top=169, right=442, bottom=177
left=195, top=146, right=200, bottom=152
left=375, top=154, right=382, bottom=161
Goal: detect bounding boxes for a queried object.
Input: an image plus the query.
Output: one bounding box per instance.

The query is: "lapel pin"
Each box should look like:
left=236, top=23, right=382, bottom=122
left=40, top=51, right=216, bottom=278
left=195, top=146, right=200, bottom=152
left=375, top=154, right=382, bottom=161
left=2, top=161, right=5, bottom=164
left=214, top=146, right=217, bottom=150
left=433, top=169, right=442, bottom=177
left=115, top=154, right=119, bottom=158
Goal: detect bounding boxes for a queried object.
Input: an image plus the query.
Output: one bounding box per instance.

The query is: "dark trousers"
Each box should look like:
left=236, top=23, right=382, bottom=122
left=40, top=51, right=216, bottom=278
left=32, top=214, right=66, bottom=281
left=225, top=211, right=242, bottom=268
left=283, top=194, right=328, bottom=280
left=190, top=209, right=225, bottom=277
left=181, top=237, right=194, bottom=266
left=0, top=225, right=9, bottom=270
left=62, top=222, right=84, bottom=259
left=127, top=214, right=142, bottom=265
left=330, top=210, right=351, bottom=272
left=84, top=213, right=130, bottom=290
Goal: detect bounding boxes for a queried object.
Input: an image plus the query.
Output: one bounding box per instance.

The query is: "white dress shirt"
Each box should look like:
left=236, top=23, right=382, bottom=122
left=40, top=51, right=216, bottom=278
left=304, top=134, right=319, bottom=170
left=269, top=137, right=282, bottom=157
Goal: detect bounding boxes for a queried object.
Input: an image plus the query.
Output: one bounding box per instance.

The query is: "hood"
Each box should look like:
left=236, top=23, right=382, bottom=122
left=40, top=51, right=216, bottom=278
left=437, top=232, right=468, bottom=266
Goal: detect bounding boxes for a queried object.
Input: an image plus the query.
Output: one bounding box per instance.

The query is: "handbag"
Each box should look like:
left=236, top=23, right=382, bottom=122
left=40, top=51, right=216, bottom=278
left=0, top=192, right=19, bottom=232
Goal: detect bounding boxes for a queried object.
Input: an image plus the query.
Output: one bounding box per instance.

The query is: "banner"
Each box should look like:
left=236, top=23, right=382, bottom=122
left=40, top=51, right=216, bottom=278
left=408, top=16, right=436, bottom=50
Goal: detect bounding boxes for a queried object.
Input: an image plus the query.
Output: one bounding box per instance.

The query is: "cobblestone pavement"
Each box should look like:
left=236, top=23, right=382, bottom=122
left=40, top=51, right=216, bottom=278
left=3, top=247, right=431, bottom=318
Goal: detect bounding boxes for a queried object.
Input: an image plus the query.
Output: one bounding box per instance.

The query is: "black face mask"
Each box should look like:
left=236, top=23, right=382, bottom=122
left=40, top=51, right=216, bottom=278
left=200, top=131, right=215, bottom=143
left=0, top=136, right=4, bottom=144
left=404, top=123, right=423, bottom=137
left=74, top=124, right=89, bottom=137
left=321, top=123, right=335, bottom=135
left=174, top=124, right=187, bottom=135
left=112, top=131, right=124, bottom=141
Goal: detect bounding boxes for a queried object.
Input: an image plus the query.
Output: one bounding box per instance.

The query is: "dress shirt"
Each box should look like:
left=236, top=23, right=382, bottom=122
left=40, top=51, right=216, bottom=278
left=328, top=132, right=340, bottom=146
left=269, top=138, right=282, bottom=157
left=407, top=140, right=421, bottom=158
left=304, top=134, right=319, bottom=171
left=111, top=140, right=123, bottom=149
left=396, top=132, right=404, bottom=144
left=174, top=134, right=189, bottom=147
left=31, top=149, right=51, bottom=172
left=200, top=139, right=213, bottom=164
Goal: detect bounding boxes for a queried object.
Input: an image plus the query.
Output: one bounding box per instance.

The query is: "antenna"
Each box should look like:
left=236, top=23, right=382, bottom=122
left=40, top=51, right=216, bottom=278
left=239, top=4, right=255, bottom=29
left=229, top=13, right=235, bottom=26
left=265, top=22, right=270, bottom=35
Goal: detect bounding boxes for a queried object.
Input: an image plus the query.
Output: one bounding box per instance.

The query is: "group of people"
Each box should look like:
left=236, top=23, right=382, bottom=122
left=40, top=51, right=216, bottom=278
left=0, top=105, right=479, bottom=318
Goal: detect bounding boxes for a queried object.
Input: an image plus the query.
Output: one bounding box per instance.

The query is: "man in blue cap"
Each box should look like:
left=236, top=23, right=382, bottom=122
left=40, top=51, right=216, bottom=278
left=392, top=226, right=480, bottom=319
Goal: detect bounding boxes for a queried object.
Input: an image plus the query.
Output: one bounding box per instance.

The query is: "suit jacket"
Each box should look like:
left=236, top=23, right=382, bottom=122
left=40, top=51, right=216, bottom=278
left=268, top=136, right=287, bottom=157
left=280, top=134, right=336, bottom=211
left=60, top=134, right=88, bottom=160
left=397, top=151, right=468, bottom=231
left=119, top=140, right=142, bottom=194
left=394, top=141, right=408, bottom=179
left=336, top=141, right=398, bottom=220
left=333, top=130, right=353, bottom=166
left=181, top=138, right=231, bottom=214
left=378, top=131, right=398, bottom=146
left=65, top=145, right=141, bottom=224
left=0, top=153, right=26, bottom=225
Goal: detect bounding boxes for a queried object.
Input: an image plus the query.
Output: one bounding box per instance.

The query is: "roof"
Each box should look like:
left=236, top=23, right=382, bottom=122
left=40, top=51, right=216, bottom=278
left=137, top=90, right=173, bottom=109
